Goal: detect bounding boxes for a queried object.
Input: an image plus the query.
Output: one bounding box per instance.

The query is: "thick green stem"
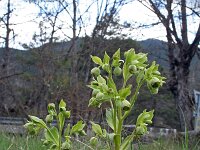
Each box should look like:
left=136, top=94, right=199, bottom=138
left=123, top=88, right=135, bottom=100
left=56, top=115, right=62, bottom=150
left=113, top=102, right=117, bottom=133
left=115, top=107, right=123, bottom=150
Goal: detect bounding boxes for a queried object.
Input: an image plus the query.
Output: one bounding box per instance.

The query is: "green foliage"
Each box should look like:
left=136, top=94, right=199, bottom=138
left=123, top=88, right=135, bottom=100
left=88, top=48, right=165, bottom=150
left=24, top=99, right=86, bottom=150
left=24, top=48, right=165, bottom=150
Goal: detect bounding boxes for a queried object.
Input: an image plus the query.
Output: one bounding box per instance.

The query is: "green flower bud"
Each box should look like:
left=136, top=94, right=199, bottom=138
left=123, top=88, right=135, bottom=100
left=91, top=81, right=98, bottom=86
left=113, top=66, right=122, bottom=76
left=122, top=100, right=131, bottom=111
left=45, top=114, right=53, bottom=123
left=24, top=122, right=37, bottom=135
left=128, top=65, right=137, bottom=74
left=59, top=106, right=66, bottom=112
left=92, top=89, right=99, bottom=97
left=96, top=92, right=104, bottom=99
left=154, top=71, right=161, bottom=75
left=62, top=141, right=71, bottom=150
left=136, top=126, right=145, bottom=135
left=79, top=130, right=87, bottom=136
left=63, top=111, right=70, bottom=118
left=24, top=122, right=34, bottom=130
left=48, top=103, right=55, bottom=110
left=143, top=113, right=151, bottom=120
left=149, top=77, right=160, bottom=88
left=102, top=64, right=109, bottom=72
left=91, top=67, right=100, bottom=77
left=88, top=98, right=100, bottom=107
left=131, top=60, right=139, bottom=65
left=124, top=51, right=128, bottom=58
left=90, top=137, right=98, bottom=147
left=26, top=126, right=36, bottom=135
left=107, top=88, right=114, bottom=95
left=100, top=83, right=108, bottom=91
left=145, top=120, right=152, bottom=124
left=137, top=66, right=144, bottom=70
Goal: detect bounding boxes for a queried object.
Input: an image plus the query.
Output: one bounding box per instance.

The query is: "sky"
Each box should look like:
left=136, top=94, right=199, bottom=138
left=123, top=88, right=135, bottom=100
left=0, top=0, right=199, bottom=49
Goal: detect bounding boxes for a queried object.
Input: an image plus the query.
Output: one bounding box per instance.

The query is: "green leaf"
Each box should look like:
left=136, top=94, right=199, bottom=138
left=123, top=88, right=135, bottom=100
left=122, top=62, right=132, bottom=83
left=107, top=133, right=115, bottom=141
left=50, top=143, right=57, bottom=149
left=120, top=135, right=132, bottom=150
left=102, top=129, right=107, bottom=138
left=91, top=55, right=103, bottom=66
left=88, top=97, right=100, bottom=107
left=44, top=127, right=59, bottom=146
left=50, top=127, right=59, bottom=143
left=64, top=124, right=71, bottom=136
left=106, top=109, right=114, bottom=130
left=91, top=121, right=103, bottom=136
left=90, top=137, right=98, bottom=147
left=103, top=52, right=110, bottom=64
left=124, top=49, right=135, bottom=64
left=113, top=48, right=120, bottom=60
left=29, top=115, right=46, bottom=128
left=58, top=112, right=65, bottom=130
left=112, top=49, right=121, bottom=67
left=70, top=120, right=85, bottom=135
left=107, top=76, right=117, bottom=93
left=119, top=85, right=132, bottom=99
left=136, top=70, right=144, bottom=84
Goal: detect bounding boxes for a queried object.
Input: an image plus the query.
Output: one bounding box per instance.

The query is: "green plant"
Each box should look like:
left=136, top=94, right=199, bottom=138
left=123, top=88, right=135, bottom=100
left=88, top=48, right=165, bottom=150
left=24, top=100, right=86, bottom=150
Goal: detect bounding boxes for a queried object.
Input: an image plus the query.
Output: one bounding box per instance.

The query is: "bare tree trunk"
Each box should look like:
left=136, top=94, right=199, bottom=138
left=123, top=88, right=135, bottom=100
left=3, top=0, right=11, bottom=75
left=70, top=0, right=79, bottom=124
left=143, top=0, right=200, bottom=131
left=174, top=63, right=194, bottom=130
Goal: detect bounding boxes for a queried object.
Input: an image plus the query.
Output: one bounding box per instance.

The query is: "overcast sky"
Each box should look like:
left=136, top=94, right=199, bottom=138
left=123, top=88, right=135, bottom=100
left=0, top=0, right=198, bottom=49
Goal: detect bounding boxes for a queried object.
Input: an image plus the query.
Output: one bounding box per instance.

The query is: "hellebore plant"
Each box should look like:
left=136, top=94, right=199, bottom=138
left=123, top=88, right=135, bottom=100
left=88, top=48, right=165, bottom=150
left=24, top=100, right=86, bottom=150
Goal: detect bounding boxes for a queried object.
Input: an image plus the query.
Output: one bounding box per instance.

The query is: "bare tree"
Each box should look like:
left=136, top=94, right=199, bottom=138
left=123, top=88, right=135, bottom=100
left=0, top=0, right=16, bottom=75
left=138, top=0, right=200, bottom=130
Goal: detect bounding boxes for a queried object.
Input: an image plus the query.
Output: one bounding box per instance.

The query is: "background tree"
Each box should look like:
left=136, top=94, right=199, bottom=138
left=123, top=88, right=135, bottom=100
left=0, top=0, right=26, bottom=116
left=138, top=0, right=200, bottom=130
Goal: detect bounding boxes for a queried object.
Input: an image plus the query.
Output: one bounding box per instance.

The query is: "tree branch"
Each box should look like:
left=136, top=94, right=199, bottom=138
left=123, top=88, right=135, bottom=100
left=0, top=72, right=24, bottom=81
left=188, top=22, right=200, bottom=59
left=180, top=0, right=188, bottom=45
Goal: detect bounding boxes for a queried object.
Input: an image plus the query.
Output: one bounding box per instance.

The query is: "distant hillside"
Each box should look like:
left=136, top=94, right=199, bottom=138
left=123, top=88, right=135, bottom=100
left=139, top=39, right=168, bottom=68
left=0, top=38, right=199, bottom=129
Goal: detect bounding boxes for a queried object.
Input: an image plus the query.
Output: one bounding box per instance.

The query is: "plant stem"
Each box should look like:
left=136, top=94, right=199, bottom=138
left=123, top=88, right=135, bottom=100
left=115, top=107, right=123, bottom=150
left=122, top=81, right=144, bottom=120
left=113, top=101, right=117, bottom=133
left=56, top=115, right=62, bottom=150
